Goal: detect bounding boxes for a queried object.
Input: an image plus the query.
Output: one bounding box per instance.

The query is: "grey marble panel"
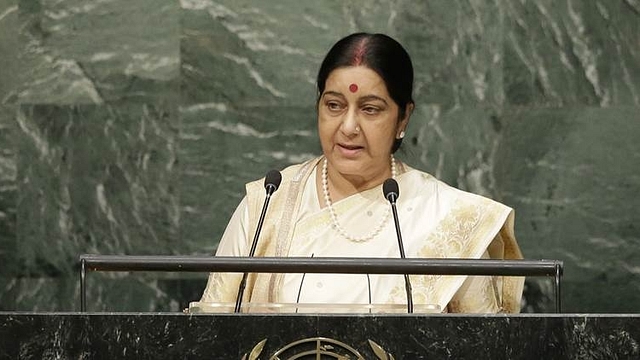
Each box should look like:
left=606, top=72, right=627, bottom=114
left=495, top=106, right=640, bottom=312
left=16, top=104, right=180, bottom=277
left=0, top=0, right=19, bottom=104
left=400, top=105, right=504, bottom=197
left=0, top=274, right=207, bottom=312
left=180, top=0, right=341, bottom=107
left=0, top=276, right=77, bottom=311
left=397, top=0, right=506, bottom=109
left=180, top=0, right=508, bottom=109
left=12, top=0, right=179, bottom=104
left=503, top=0, right=640, bottom=106
left=0, top=107, right=17, bottom=276
left=178, top=103, right=318, bottom=252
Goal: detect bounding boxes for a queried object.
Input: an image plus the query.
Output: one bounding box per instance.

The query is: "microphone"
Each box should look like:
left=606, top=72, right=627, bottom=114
left=234, top=169, right=282, bottom=313
left=383, top=178, right=414, bottom=313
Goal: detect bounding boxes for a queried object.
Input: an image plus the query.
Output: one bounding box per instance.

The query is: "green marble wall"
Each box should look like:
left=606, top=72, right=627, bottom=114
left=0, top=0, right=638, bottom=313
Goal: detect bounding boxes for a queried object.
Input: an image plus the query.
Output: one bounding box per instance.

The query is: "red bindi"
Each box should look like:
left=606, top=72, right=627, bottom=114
left=349, top=83, right=358, bottom=93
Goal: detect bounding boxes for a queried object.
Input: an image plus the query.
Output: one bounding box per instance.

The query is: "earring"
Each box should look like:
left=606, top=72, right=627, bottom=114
left=398, top=131, right=405, bottom=139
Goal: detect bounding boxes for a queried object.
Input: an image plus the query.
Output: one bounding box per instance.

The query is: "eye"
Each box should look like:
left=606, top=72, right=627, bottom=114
left=361, top=106, right=380, bottom=115
left=325, top=100, right=344, bottom=112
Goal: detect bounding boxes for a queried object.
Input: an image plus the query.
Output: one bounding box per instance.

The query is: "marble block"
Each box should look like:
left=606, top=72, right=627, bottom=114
left=0, top=0, right=638, bottom=314
left=1, top=313, right=639, bottom=359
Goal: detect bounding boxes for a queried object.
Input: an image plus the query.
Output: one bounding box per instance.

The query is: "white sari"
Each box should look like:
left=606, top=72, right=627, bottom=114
left=201, top=157, right=524, bottom=313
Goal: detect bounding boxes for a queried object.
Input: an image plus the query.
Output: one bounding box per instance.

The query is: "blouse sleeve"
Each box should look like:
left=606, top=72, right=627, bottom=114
left=199, top=196, right=251, bottom=304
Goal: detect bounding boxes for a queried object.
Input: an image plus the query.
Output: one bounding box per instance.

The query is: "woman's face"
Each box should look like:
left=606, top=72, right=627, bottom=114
left=318, top=66, right=409, bottom=183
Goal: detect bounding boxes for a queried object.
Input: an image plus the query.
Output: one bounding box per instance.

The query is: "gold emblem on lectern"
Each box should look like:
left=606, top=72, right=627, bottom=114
left=241, top=337, right=395, bottom=359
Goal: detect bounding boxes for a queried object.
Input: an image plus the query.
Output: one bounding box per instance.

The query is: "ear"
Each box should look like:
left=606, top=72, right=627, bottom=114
left=397, top=102, right=414, bottom=137
left=406, top=102, right=415, bottom=119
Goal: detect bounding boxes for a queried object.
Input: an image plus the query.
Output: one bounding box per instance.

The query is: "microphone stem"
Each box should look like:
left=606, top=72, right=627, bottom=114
left=249, top=189, right=274, bottom=257
left=391, top=202, right=406, bottom=259
left=390, top=199, right=414, bottom=314
left=234, top=189, right=274, bottom=313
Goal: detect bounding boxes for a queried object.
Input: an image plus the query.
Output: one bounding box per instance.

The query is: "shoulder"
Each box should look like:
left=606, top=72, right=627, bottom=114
left=399, top=162, right=513, bottom=215
left=245, top=157, right=321, bottom=195
left=241, top=157, right=321, bottom=243
left=399, top=163, right=519, bottom=260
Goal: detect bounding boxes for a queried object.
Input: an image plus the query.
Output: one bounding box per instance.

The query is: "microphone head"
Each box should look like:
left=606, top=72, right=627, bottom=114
left=264, top=169, right=282, bottom=193
left=383, top=178, right=399, bottom=202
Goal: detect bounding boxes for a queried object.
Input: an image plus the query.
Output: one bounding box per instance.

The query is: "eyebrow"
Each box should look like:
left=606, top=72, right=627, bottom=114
left=322, top=91, right=389, bottom=105
left=358, top=95, right=388, bottom=105
left=322, top=91, right=345, bottom=99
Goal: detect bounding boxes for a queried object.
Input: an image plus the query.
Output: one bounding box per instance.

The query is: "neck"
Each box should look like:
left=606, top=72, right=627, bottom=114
left=330, top=169, right=388, bottom=198
left=318, top=155, right=396, bottom=205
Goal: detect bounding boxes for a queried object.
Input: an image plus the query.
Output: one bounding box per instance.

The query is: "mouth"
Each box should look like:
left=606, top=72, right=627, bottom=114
left=338, top=143, right=364, bottom=151
left=336, top=143, right=364, bottom=157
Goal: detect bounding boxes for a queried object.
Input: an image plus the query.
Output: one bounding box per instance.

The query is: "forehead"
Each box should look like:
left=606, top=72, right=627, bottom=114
left=324, top=66, right=389, bottom=96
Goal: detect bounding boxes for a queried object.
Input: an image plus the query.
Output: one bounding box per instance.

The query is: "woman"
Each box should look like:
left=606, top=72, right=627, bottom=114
left=199, top=33, right=524, bottom=313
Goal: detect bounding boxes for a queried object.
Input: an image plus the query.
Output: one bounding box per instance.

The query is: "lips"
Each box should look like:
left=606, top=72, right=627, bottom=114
left=337, top=143, right=364, bottom=157
left=339, top=143, right=363, bottom=150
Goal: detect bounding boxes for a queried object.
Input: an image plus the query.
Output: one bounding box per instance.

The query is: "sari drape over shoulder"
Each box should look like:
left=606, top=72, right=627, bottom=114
left=201, top=157, right=524, bottom=313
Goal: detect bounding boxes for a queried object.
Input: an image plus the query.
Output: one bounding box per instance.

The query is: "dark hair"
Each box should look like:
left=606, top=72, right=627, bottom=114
left=316, top=33, right=414, bottom=152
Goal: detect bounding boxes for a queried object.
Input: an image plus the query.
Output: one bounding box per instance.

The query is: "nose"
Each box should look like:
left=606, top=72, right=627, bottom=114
left=340, top=108, right=360, bottom=136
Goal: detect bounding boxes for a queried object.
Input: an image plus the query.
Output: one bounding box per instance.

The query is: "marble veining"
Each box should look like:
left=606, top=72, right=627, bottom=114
left=1, top=313, right=640, bottom=359
left=0, top=0, right=638, bottom=313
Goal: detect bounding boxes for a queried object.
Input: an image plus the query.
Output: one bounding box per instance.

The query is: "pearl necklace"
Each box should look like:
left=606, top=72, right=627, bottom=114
left=321, top=155, right=396, bottom=243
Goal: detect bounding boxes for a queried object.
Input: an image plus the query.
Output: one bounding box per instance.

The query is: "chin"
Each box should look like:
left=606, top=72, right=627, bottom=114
left=332, top=160, right=368, bottom=176
left=330, top=155, right=363, bottom=166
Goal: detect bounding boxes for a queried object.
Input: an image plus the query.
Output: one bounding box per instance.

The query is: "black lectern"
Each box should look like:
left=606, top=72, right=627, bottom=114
left=1, top=255, right=640, bottom=358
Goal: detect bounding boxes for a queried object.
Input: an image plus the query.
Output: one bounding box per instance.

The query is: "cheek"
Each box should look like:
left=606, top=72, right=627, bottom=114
left=317, top=116, right=334, bottom=144
left=366, top=124, right=397, bottom=153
